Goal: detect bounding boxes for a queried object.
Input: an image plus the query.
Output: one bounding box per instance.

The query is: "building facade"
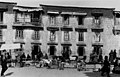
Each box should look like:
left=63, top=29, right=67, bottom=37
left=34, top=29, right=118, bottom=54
left=1, top=2, right=120, bottom=62
left=0, top=2, right=16, bottom=53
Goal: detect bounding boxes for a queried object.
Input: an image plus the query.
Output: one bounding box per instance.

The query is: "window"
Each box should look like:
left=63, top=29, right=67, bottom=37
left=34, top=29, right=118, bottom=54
left=15, top=30, right=24, bottom=39
left=93, top=17, right=101, bottom=25
left=63, top=15, right=69, bottom=25
left=15, top=13, right=31, bottom=23
left=50, top=15, right=56, bottom=25
left=115, top=13, right=120, bottom=25
left=50, top=31, right=56, bottom=41
left=78, top=32, right=84, bottom=41
left=115, top=18, right=120, bottom=25
left=0, top=29, right=2, bottom=41
left=31, top=12, right=40, bottom=24
left=78, top=16, right=84, bottom=25
left=32, top=31, right=40, bottom=40
left=64, top=31, right=69, bottom=41
left=0, top=12, right=3, bottom=22
left=94, top=32, right=101, bottom=42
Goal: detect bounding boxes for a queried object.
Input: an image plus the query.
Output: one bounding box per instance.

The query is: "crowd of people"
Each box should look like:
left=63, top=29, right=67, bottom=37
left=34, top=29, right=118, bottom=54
left=0, top=49, right=120, bottom=77
left=89, top=49, right=117, bottom=64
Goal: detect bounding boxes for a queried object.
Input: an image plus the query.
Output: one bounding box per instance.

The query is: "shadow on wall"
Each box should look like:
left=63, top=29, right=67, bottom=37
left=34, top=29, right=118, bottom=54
left=84, top=72, right=120, bottom=77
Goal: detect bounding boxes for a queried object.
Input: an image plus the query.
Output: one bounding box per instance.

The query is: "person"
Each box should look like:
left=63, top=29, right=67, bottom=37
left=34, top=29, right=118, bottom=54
left=6, top=52, right=11, bottom=67
left=114, top=59, right=119, bottom=67
left=109, top=50, right=114, bottom=64
left=113, top=49, right=117, bottom=60
left=101, top=56, right=110, bottom=77
left=37, top=51, right=43, bottom=61
left=112, top=58, right=120, bottom=74
left=20, top=53, right=26, bottom=67
left=1, top=50, right=8, bottom=77
left=98, top=54, right=103, bottom=63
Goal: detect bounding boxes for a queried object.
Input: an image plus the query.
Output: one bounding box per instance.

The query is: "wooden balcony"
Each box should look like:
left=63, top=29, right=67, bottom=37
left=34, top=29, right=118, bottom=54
left=14, top=18, right=41, bottom=26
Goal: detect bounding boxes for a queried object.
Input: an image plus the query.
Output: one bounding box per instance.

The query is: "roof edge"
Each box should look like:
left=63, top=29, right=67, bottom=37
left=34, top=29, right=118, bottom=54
left=40, top=4, right=115, bottom=10
left=0, top=1, right=17, bottom=5
left=15, top=5, right=40, bottom=9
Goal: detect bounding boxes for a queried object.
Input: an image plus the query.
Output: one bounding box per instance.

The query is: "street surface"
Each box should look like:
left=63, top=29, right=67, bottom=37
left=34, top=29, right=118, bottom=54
left=1, top=66, right=120, bottom=77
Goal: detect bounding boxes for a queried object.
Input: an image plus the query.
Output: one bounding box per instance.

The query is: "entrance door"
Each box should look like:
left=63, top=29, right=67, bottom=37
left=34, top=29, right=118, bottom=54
left=93, top=46, right=102, bottom=55
left=92, top=46, right=102, bottom=62
left=62, top=46, right=71, bottom=59
left=32, top=45, right=39, bottom=60
left=77, top=46, right=84, bottom=56
left=49, top=46, right=56, bottom=56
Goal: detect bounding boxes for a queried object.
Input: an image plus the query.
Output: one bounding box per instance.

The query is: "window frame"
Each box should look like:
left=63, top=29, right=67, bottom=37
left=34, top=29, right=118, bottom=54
left=15, top=29, right=24, bottom=39
left=49, top=31, right=56, bottom=41
left=32, top=30, right=40, bottom=40
left=15, top=12, right=31, bottom=23
left=63, top=15, right=69, bottom=25
left=94, top=32, right=101, bottom=42
left=0, top=12, right=3, bottom=22
left=78, top=32, right=84, bottom=41
left=64, top=31, right=69, bottom=41
left=93, top=16, right=101, bottom=25
left=0, top=29, right=2, bottom=41
left=49, top=15, right=56, bottom=25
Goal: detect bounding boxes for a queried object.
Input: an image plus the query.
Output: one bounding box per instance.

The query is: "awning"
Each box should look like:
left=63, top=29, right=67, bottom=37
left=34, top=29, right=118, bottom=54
left=47, top=11, right=59, bottom=14
left=72, top=12, right=87, bottom=15
left=0, top=44, right=21, bottom=50
left=61, top=12, right=72, bottom=15
left=13, top=6, right=42, bottom=12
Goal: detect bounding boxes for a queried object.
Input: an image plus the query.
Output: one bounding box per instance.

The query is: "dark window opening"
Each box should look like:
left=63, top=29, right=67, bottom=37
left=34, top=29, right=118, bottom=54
left=49, top=46, right=56, bottom=55
left=77, top=46, right=85, bottom=56
left=0, top=12, right=3, bottom=22
left=78, top=16, right=84, bottom=25
left=63, top=15, right=69, bottom=25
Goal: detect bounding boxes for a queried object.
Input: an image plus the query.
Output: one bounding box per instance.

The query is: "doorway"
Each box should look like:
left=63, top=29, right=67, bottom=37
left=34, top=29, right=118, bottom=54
left=77, top=46, right=85, bottom=56
left=32, top=44, right=41, bottom=60
left=49, top=46, right=56, bottom=56
left=62, top=46, right=71, bottom=60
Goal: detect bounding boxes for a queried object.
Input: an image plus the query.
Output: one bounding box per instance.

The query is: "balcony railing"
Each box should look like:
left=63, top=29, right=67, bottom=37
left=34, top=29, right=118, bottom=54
left=15, top=18, right=41, bottom=25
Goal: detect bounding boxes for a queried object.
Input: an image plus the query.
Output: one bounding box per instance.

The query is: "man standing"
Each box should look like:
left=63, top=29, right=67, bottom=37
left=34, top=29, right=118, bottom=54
left=101, top=56, right=110, bottom=77
left=1, top=50, right=8, bottom=77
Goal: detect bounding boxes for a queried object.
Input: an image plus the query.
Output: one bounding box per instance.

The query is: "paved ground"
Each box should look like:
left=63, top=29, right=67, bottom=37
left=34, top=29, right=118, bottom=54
left=1, top=66, right=120, bottom=77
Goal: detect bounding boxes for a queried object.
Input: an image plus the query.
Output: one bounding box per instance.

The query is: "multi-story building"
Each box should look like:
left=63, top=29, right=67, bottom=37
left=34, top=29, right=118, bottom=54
left=1, top=2, right=120, bottom=62
left=0, top=2, right=16, bottom=52
left=13, top=6, right=43, bottom=58
left=39, top=4, right=117, bottom=61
